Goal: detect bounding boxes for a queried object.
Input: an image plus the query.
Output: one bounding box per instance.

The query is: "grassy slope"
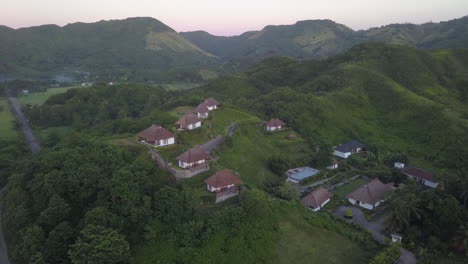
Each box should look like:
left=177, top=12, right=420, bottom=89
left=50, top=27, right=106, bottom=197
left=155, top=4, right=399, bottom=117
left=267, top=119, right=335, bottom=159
left=197, top=44, right=468, bottom=172
left=18, top=86, right=79, bottom=106
left=0, top=98, right=17, bottom=139
left=159, top=106, right=310, bottom=187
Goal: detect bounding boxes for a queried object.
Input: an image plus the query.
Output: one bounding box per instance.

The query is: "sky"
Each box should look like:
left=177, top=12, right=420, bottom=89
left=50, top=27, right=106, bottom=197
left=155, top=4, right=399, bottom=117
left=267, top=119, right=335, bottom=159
left=2, top=0, right=468, bottom=36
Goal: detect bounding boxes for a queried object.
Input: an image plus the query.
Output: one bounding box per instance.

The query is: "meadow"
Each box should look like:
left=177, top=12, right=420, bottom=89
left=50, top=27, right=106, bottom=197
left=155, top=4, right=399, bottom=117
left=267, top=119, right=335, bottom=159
left=18, top=86, right=79, bottom=106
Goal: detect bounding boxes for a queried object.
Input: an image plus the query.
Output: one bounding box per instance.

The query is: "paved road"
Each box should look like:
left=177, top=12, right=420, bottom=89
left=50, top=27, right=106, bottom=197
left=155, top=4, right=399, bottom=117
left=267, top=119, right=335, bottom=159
left=397, top=248, right=417, bottom=264
left=0, top=187, right=11, bottom=264
left=6, top=89, right=41, bottom=153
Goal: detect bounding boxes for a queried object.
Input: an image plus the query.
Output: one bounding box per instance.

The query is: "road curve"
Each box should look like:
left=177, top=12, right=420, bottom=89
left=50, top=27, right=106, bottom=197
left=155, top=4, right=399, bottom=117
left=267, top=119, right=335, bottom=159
left=6, top=89, right=41, bottom=153
left=0, top=187, right=11, bottom=264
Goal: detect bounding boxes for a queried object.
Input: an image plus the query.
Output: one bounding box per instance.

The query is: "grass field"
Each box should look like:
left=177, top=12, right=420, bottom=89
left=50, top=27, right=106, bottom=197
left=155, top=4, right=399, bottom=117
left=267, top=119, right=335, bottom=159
left=276, top=215, right=371, bottom=264
left=157, top=83, right=203, bottom=91
left=332, top=178, right=369, bottom=200
left=0, top=98, right=17, bottom=139
left=18, top=86, right=79, bottom=106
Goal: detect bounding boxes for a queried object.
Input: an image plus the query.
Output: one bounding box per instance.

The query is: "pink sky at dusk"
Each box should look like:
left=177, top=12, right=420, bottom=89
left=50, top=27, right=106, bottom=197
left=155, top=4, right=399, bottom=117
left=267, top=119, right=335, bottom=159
left=1, top=0, right=468, bottom=36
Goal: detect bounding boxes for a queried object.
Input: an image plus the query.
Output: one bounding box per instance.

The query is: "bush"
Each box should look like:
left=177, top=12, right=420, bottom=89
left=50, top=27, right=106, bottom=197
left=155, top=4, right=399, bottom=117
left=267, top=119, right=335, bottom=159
left=344, top=209, right=353, bottom=219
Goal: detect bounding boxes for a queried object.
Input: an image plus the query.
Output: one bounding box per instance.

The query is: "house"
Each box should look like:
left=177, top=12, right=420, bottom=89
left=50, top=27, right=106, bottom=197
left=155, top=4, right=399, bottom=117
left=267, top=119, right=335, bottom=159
left=266, top=119, right=286, bottom=132
left=205, top=169, right=242, bottom=203
left=402, top=167, right=438, bottom=188
left=394, top=162, right=405, bottom=169
left=195, top=104, right=210, bottom=119
left=327, top=159, right=339, bottom=170
left=347, top=178, right=393, bottom=210
left=333, top=140, right=366, bottom=159
left=205, top=169, right=242, bottom=193
left=202, top=98, right=220, bottom=111
left=137, top=125, right=176, bottom=147
left=21, top=89, right=29, bottom=96
left=286, top=166, right=320, bottom=184
left=301, top=187, right=333, bottom=212
left=176, top=146, right=210, bottom=169
left=176, top=113, right=202, bottom=130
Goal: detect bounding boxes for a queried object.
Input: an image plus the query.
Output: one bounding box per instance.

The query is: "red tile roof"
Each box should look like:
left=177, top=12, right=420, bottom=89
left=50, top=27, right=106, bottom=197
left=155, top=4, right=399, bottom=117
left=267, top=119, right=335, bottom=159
left=137, top=125, right=175, bottom=142
left=176, top=146, right=210, bottom=163
left=266, top=118, right=286, bottom=127
left=301, top=187, right=333, bottom=208
left=347, top=179, right=392, bottom=205
left=175, top=113, right=200, bottom=126
left=203, top=97, right=219, bottom=107
left=204, top=169, right=242, bottom=188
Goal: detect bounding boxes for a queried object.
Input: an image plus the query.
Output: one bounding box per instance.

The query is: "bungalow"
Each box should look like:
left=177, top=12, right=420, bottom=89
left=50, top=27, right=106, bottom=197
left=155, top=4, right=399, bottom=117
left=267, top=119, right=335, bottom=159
left=176, top=146, right=210, bottom=169
left=195, top=104, right=210, bottom=119
left=266, top=118, right=286, bottom=132
left=333, top=140, right=366, bottom=159
left=347, top=178, right=393, bottom=210
left=202, top=97, right=220, bottom=111
left=394, top=162, right=405, bottom=169
left=205, top=169, right=242, bottom=193
left=137, top=125, right=176, bottom=147
left=301, top=187, right=333, bottom=212
left=402, top=167, right=438, bottom=188
left=176, top=113, right=202, bottom=130
left=286, top=166, right=320, bottom=184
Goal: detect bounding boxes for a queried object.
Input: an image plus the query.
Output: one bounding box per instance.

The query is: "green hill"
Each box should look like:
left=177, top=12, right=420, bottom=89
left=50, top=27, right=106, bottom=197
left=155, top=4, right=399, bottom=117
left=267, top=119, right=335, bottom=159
left=0, top=17, right=219, bottom=81
left=181, top=16, right=468, bottom=65
left=194, top=43, right=468, bottom=172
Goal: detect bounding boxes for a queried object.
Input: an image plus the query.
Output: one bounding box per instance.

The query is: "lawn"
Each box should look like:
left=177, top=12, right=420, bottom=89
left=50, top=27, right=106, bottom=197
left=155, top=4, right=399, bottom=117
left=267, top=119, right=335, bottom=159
left=0, top=98, right=17, bottom=139
left=332, top=178, right=369, bottom=200
left=18, top=86, right=79, bottom=106
left=276, top=215, right=372, bottom=264
left=157, top=83, right=203, bottom=91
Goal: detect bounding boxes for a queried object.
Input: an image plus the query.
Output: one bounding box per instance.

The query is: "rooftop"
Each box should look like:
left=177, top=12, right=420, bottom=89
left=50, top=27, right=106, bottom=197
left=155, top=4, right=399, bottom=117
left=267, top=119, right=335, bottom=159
left=334, top=140, right=365, bottom=153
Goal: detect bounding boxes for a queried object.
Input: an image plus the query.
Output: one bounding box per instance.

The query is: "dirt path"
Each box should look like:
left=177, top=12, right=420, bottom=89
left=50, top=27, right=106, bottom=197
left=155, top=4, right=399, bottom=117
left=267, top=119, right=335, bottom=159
left=6, top=89, right=41, bottom=153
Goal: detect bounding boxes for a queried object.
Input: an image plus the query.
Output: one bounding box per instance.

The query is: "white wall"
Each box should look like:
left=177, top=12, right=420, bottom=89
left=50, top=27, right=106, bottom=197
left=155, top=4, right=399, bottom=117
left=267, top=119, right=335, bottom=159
left=286, top=177, right=300, bottom=184
left=197, top=112, right=209, bottom=119
left=423, top=180, right=438, bottom=188
left=158, top=137, right=175, bottom=147
left=267, top=125, right=282, bottom=131
left=348, top=198, right=381, bottom=210
left=207, top=183, right=235, bottom=192
left=334, top=150, right=350, bottom=159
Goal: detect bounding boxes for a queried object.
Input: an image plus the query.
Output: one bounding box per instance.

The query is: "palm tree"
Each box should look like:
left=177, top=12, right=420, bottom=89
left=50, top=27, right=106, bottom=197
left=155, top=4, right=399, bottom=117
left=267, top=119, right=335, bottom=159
left=453, top=223, right=468, bottom=256
left=386, top=192, right=422, bottom=232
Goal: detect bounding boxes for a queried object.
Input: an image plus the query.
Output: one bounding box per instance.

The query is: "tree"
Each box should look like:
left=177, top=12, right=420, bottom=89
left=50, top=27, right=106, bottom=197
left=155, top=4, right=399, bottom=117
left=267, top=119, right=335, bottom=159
left=13, top=225, right=45, bottom=263
left=38, top=194, right=71, bottom=229
left=386, top=192, right=422, bottom=232
left=44, top=221, right=75, bottom=264
left=267, top=154, right=290, bottom=176
left=69, top=225, right=130, bottom=264
left=272, top=182, right=298, bottom=201
left=453, top=223, right=468, bottom=256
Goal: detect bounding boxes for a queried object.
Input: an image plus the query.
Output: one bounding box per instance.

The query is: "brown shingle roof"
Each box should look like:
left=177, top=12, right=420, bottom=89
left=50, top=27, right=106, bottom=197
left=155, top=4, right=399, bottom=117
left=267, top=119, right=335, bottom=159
left=137, top=125, right=175, bottom=142
left=203, top=97, right=219, bottom=107
left=402, top=168, right=436, bottom=182
left=301, top=187, right=333, bottom=208
left=195, top=103, right=209, bottom=114
left=204, top=169, right=242, bottom=188
left=176, top=146, right=210, bottom=163
left=175, top=113, right=200, bottom=126
left=266, top=118, right=286, bottom=127
left=347, top=179, right=392, bottom=205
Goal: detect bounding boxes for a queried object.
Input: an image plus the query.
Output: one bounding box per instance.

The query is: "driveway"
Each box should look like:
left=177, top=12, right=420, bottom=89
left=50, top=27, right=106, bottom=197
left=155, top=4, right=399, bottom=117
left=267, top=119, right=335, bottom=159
left=334, top=205, right=386, bottom=243
left=334, top=205, right=417, bottom=264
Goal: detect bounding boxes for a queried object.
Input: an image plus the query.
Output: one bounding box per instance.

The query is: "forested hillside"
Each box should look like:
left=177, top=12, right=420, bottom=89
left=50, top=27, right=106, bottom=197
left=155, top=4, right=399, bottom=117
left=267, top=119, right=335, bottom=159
left=0, top=17, right=219, bottom=81
left=182, top=16, right=468, bottom=64
left=2, top=16, right=468, bottom=81
left=194, top=43, right=468, bottom=171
